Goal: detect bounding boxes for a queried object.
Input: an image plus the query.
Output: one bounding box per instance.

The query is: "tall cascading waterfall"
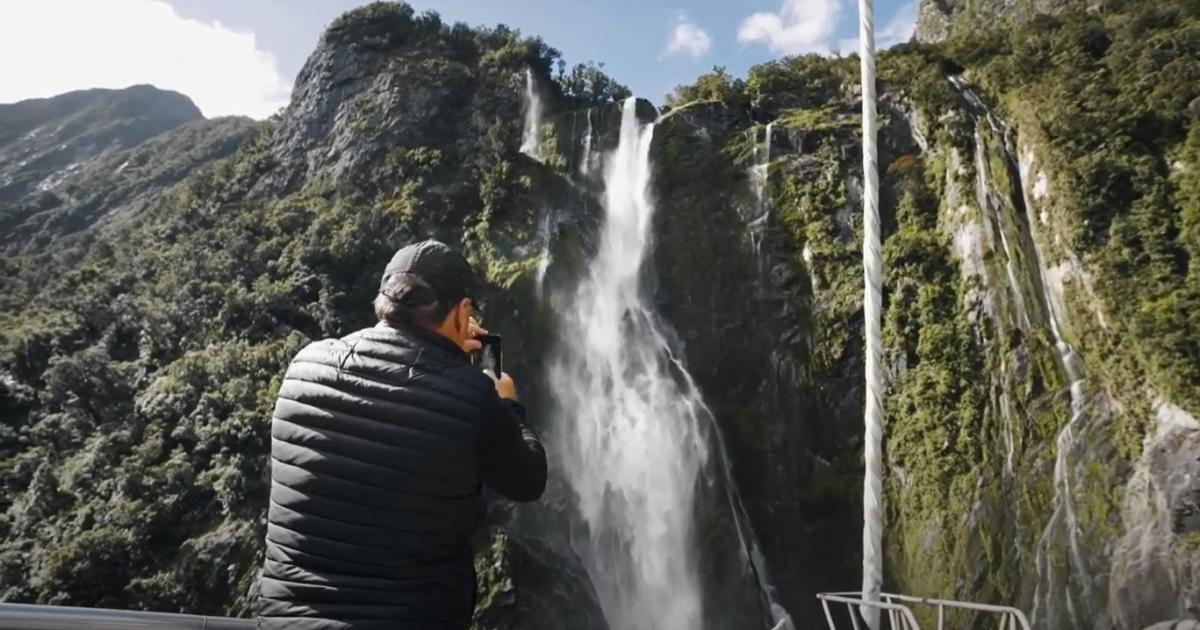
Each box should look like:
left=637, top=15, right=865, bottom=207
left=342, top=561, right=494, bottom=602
left=549, top=98, right=705, bottom=630
left=548, top=98, right=793, bottom=630
left=1028, top=274, right=1093, bottom=630
left=952, top=76, right=1100, bottom=629
left=1025, top=155, right=1098, bottom=630
left=966, top=118, right=1041, bottom=598
left=520, top=68, right=544, bottom=159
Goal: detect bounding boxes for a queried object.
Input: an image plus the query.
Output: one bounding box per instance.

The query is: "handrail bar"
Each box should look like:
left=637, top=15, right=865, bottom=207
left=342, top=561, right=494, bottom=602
left=883, top=592, right=1031, bottom=623
left=819, top=592, right=1031, bottom=630
left=0, top=602, right=256, bottom=629
left=817, top=592, right=922, bottom=630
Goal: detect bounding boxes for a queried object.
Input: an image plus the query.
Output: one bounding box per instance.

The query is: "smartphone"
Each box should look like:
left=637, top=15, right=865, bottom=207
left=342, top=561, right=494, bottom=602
left=473, top=334, right=503, bottom=375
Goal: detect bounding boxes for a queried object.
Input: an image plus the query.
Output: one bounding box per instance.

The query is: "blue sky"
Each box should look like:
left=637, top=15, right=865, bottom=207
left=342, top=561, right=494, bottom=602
left=167, top=0, right=920, bottom=102
left=0, top=0, right=918, bottom=118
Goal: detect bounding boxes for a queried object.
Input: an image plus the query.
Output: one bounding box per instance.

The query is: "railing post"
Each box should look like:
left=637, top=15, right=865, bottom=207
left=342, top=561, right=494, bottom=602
left=822, top=600, right=837, bottom=630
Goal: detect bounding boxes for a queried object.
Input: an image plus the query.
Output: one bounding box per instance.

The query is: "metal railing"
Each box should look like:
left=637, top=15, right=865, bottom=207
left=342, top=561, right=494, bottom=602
left=1, top=592, right=1031, bottom=630
left=881, top=592, right=1032, bottom=630
left=0, top=602, right=256, bottom=629
left=817, top=592, right=1032, bottom=630
left=818, top=592, right=922, bottom=630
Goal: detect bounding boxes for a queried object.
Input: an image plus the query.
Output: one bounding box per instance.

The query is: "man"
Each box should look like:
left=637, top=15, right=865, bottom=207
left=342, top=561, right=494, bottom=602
left=258, top=240, right=547, bottom=629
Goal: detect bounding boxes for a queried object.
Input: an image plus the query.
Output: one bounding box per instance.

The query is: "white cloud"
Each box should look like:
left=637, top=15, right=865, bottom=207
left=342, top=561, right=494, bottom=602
left=0, top=0, right=290, bottom=119
left=836, top=1, right=919, bottom=54
left=737, top=0, right=842, bottom=55
left=663, top=17, right=713, bottom=60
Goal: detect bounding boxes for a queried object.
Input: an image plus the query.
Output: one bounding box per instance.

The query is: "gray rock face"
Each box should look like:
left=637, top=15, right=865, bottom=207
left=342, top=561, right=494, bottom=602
left=473, top=530, right=609, bottom=630
left=260, top=5, right=517, bottom=200
left=915, top=0, right=957, bottom=44
left=647, top=98, right=865, bottom=624
left=914, top=0, right=1083, bottom=43
left=1111, top=405, right=1200, bottom=630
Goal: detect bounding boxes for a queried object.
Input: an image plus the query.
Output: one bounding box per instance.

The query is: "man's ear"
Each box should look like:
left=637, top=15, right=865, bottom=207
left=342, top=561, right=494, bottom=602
left=456, top=298, right=471, bottom=331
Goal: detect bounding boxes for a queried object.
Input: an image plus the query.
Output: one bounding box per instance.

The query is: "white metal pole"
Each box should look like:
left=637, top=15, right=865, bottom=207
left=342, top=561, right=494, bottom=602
left=858, top=0, right=883, bottom=627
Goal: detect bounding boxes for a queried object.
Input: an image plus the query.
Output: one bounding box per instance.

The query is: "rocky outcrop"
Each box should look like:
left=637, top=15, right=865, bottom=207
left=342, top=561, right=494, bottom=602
left=1110, top=404, right=1200, bottom=629
left=646, top=98, right=862, bottom=622
left=471, top=530, right=608, bottom=630
left=914, top=0, right=1085, bottom=43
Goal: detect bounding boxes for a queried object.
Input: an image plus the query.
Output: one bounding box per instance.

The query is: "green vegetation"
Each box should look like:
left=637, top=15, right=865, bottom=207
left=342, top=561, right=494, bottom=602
left=950, top=2, right=1200, bottom=414
left=666, top=66, right=747, bottom=108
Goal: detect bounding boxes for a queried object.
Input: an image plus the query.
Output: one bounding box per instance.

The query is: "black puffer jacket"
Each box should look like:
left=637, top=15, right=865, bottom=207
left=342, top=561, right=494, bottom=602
left=257, top=323, right=546, bottom=630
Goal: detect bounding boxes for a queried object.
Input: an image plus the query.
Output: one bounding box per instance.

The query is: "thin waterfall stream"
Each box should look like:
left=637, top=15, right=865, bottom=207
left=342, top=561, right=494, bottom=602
left=1024, top=161, right=1097, bottom=630
left=579, top=108, right=595, bottom=177
left=747, top=122, right=775, bottom=264
left=953, top=76, right=1099, bottom=630
left=520, top=68, right=543, bottom=159
left=548, top=98, right=792, bottom=630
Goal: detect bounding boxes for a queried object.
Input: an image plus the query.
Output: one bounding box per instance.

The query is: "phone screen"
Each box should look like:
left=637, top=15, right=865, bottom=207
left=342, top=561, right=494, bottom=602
left=474, top=334, right=502, bottom=375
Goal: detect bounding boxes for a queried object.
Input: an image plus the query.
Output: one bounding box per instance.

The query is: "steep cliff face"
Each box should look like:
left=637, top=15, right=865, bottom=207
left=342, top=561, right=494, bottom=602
left=646, top=91, right=868, bottom=622
left=914, top=0, right=1085, bottom=43
left=643, top=1, right=1199, bottom=626
left=1, top=1, right=1198, bottom=629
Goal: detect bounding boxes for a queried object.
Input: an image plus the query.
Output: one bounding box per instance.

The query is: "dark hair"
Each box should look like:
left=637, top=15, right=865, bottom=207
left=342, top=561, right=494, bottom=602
left=374, top=273, right=457, bottom=329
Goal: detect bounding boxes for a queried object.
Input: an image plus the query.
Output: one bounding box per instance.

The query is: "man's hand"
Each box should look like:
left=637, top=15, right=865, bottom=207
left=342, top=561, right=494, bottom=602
left=463, top=317, right=487, bottom=352
left=483, top=370, right=517, bottom=400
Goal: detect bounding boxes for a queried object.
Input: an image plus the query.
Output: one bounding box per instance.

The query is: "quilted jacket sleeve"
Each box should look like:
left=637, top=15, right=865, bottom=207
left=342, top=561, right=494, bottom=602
left=478, top=394, right=547, bottom=502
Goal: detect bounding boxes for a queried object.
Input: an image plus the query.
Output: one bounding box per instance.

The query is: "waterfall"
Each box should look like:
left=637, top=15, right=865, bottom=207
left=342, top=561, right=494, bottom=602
left=549, top=98, right=705, bottom=630
left=747, top=122, right=774, bottom=261
left=954, top=75, right=1099, bottom=628
left=1029, top=267, right=1094, bottom=630
left=534, top=210, right=554, bottom=298
left=973, top=129, right=1031, bottom=330
left=750, top=122, right=774, bottom=208
left=579, top=108, right=595, bottom=177
left=520, top=68, right=543, bottom=159
left=740, top=120, right=796, bottom=630
left=549, top=98, right=792, bottom=630
left=971, top=128, right=1023, bottom=483
left=1026, top=164, right=1096, bottom=630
